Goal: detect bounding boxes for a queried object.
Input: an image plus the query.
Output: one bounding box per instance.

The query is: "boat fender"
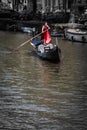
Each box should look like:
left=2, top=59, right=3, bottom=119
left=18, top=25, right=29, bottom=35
left=71, top=36, right=74, bottom=41
left=82, top=36, right=85, bottom=42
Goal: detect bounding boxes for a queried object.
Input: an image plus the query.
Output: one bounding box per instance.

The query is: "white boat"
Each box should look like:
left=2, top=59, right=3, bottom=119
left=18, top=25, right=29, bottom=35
left=21, top=27, right=35, bottom=34
left=65, top=28, right=87, bottom=43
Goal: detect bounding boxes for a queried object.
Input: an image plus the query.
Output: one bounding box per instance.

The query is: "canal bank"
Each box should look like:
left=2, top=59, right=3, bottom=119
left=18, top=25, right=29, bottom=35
left=0, top=18, right=43, bottom=32
left=0, top=18, right=69, bottom=33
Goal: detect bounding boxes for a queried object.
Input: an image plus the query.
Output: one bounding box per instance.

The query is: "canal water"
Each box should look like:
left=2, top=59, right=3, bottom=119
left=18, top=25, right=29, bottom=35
left=0, top=31, right=87, bottom=130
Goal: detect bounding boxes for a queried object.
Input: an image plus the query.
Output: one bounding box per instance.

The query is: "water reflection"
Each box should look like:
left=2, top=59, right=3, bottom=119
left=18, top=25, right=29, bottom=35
left=0, top=31, right=87, bottom=130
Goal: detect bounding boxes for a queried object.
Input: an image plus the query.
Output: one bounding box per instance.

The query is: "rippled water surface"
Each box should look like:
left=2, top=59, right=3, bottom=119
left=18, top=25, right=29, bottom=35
left=0, top=31, right=87, bottom=130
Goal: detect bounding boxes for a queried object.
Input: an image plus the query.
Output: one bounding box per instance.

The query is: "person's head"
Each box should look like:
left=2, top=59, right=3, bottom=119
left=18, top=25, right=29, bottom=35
left=45, top=22, right=48, bottom=25
left=43, top=21, right=47, bottom=25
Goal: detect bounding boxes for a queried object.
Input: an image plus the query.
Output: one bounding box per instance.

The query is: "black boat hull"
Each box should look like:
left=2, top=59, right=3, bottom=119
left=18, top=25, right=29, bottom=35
left=36, top=45, right=60, bottom=62
left=31, top=38, right=61, bottom=62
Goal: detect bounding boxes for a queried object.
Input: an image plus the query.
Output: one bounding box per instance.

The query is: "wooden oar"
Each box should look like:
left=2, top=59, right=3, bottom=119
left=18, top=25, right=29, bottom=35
left=11, top=28, right=50, bottom=53
left=11, top=32, right=43, bottom=52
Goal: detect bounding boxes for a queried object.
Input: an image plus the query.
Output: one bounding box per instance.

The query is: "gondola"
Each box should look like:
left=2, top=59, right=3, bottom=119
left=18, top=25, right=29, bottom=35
left=30, top=38, right=61, bottom=62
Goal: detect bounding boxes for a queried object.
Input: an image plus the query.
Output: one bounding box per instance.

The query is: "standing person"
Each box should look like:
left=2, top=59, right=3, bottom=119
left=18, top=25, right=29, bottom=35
left=41, top=22, right=52, bottom=45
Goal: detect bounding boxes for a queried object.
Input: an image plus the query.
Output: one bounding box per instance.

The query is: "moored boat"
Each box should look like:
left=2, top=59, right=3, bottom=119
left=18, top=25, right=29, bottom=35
left=21, top=27, right=35, bottom=34
left=51, top=33, right=64, bottom=37
left=65, top=28, right=87, bottom=43
left=30, top=38, right=61, bottom=62
left=51, top=27, right=64, bottom=37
